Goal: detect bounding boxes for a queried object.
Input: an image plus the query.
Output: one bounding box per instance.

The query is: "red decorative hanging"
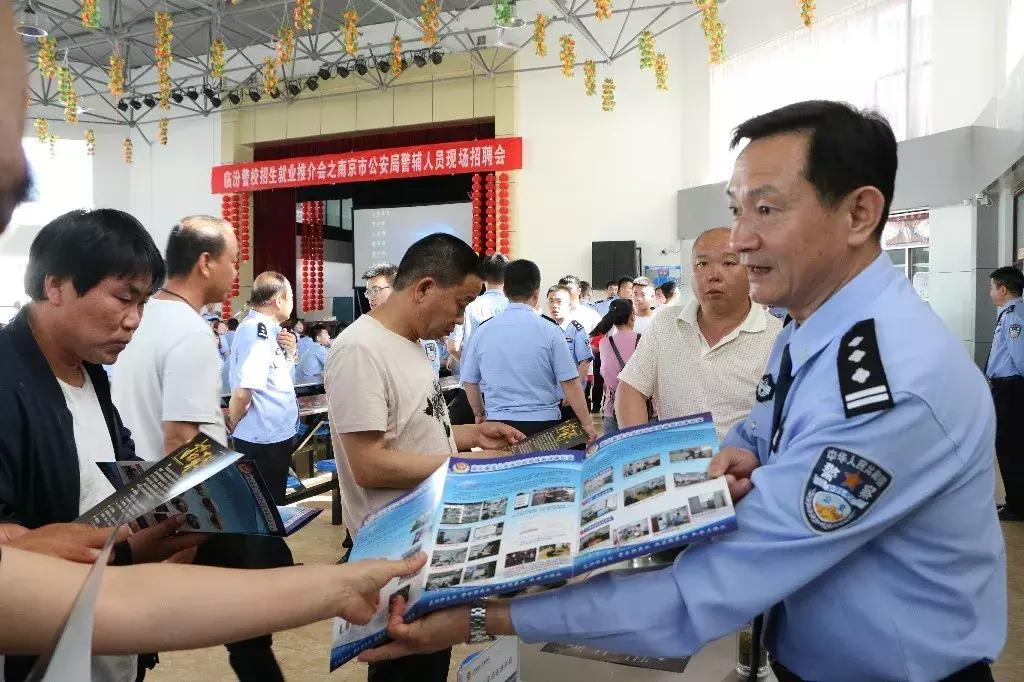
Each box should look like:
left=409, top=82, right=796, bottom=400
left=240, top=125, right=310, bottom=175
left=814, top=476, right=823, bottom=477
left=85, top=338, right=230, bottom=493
left=470, top=173, right=483, bottom=254
left=497, top=173, right=511, bottom=256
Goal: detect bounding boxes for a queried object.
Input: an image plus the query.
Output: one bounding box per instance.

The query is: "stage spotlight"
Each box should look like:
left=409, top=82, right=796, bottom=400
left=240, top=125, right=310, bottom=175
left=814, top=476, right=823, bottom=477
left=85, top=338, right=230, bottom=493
left=129, top=97, right=142, bottom=110
left=186, top=87, right=199, bottom=101
left=269, top=87, right=281, bottom=99
left=355, top=60, right=368, bottom=76
left=142, top=94, right=155, bottom=108
left=337, top=64, right=350, bottom=78
left=249, top=88, right=261, bottom=102
left=377, top=60, right=390, bottom=73
left=306, top=77, right=319, bottom=91
left=287, top=81, right=301, bottom=96
left=203, top=85, right=216, bottom=100
left=227, top=91, right=241, bottom=105
left=318, top=65, right=332, bottom=80
left=171, top=91, right=183, bottom=104
left=431, top=51, right=443, bottom=65
left=209, top=95, right=222, bottom=108
left=117, top=99, right=129, bottom=112
left=413, top=52, right=426, bottom=68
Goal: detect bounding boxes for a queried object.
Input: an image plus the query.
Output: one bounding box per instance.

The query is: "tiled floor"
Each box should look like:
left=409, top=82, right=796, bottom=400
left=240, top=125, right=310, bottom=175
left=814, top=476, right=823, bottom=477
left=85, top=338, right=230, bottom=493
left=148, top=498, right=1024, bottom=681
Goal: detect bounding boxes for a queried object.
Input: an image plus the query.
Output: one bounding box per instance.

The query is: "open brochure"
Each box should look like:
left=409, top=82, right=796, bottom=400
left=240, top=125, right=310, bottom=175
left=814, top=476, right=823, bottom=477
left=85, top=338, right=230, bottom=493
left=329, top=414, right=737, bottom=670
left=79, top=435, right=321, bottom=536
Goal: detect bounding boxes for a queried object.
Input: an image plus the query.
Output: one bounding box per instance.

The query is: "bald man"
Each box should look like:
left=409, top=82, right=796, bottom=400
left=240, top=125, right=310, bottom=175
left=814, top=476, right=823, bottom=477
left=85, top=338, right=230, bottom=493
left=616, top=228, right=782, bottom=438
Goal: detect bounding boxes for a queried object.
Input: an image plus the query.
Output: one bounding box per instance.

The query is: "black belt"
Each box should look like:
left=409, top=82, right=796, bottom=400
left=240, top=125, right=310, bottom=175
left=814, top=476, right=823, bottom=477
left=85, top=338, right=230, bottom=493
left=989, top=375, right=1024, bottom=385
left=772, top=660, right=992, bottom=682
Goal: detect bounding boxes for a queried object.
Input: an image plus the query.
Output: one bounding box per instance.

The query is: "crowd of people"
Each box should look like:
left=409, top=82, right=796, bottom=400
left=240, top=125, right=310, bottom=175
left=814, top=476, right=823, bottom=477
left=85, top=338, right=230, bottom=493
left=0, top=5, right=1012, bottom=681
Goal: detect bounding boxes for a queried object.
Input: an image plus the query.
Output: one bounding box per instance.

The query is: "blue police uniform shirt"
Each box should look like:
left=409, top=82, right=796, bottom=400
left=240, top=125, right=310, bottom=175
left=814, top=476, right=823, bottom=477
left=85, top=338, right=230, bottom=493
left=986, top=297, right=1024, bottom=379
left=462, top=288, right=508, bottom=344
left=297, top=334, right=316, bottom=359
left=461, top=303, right=580, bottom=421
left=594, top=295, right=616, bottom=317
left=420, top=339, right=445, bottom=379
left=509, top=253, right=1006, bottom=680
left=229, top=310, right=298, bottom=443
left=295, top=343, right=328, bottom=383
left=559, top=319, right=594, bottom=367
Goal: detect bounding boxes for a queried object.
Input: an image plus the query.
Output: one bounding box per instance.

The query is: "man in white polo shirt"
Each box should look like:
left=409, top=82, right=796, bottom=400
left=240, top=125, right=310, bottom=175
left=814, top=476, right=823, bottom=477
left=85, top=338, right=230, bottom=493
left=616, top=227, right=782, bottom=439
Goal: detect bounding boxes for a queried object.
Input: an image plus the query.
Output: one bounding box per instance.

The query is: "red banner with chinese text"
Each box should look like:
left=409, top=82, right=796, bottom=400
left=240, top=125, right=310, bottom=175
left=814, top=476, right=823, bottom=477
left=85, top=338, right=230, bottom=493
left=211, top=137, right=522, bottom=194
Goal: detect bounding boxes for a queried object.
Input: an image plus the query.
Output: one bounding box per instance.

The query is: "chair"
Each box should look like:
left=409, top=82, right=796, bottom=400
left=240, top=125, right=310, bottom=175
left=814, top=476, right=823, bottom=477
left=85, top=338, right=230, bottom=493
left=295, top=418, right=332, bottom=476
left=314, top=459, right=342, bottom=526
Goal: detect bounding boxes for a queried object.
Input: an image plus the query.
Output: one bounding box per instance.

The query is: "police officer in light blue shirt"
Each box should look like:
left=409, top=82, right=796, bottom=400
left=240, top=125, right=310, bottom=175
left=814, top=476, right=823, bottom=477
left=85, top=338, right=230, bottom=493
left=461, top=254, right=509, bottom=344
left=361, top=102, right=1006, bottom=682
left=460, top=260, right=598, bottom=441
left=295, top=322, right=331, bottom=383
left=985, top=266, right=1024, bottom=521
left=546, top=284, right=594, bottom=420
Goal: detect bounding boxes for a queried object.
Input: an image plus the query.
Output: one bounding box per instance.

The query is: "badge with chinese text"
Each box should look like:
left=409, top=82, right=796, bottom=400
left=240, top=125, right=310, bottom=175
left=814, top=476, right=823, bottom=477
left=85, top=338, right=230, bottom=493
left=1010, top=323, right=1021, bottom=340
left=802, top=447, right=892, bottom=533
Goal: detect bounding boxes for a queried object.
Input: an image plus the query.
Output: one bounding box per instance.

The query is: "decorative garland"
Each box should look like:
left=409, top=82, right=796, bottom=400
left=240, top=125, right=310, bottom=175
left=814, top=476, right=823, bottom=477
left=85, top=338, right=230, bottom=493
left=159, top=118, right=169, bottom=146
left=108, top=53, right=125, bottom=97
left=209, top=39, right=226, bottom=79
left=497, top=173, right=511, bottom=256
left=294, top=0, right=313, bottom=32
left=84, top=129, right=95, bottom=156
left=80, top=0, right=99, bottom=29
left=38, top=37, right=58, bottom=80
left=696, top=0, right=725, bottom=65
left=471, top=175, right=482, bottom=253
left=48, top=133, right=57, bottom=159
left=275, top=25, right=295, bottom=65
left=654, top=52, right=668, bottom=91
left=594, top=0, right=612, bottom=21
left=533, top=14, right=547, bottom=57
left=601, top=77, right=615, bottom=111
left=342, top=10, right=359, bottom=56
left=262, top=57, right=279, bottom=95
left=493, top=0, right=515, bottom=27
left=800, top=0, right=815, bottom=28
left=583, top=60, right=596, bottom=96
left=34, top=117, right=48, bottom=144
left=484, top=173, right=496, bottom=255
left=123, top=137, right=133, bottom=165
left=559, top=34, right=575, bottom=77
left=391, top=36, right=403, bottom=76
left=639, top=30, right=655, bottom=69
left=58, top=66, right=78, bottom=123
left=421, top=0, right=440, bottom=46
left=155, top=12, right=174, bottom=109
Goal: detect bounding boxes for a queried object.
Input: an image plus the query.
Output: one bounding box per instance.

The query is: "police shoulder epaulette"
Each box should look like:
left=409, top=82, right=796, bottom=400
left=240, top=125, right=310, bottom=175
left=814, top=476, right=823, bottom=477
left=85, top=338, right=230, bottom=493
left=541, top=314, right=559, bottom=325
left=569, top=320, right=585, bottom=333
left=1008, top=304, right=1016, bottom=314
left=257, top=322, right=268, bottom=339
left=477, top=316, right=491, bottom=328
left=838, top=319, right=894, bottom=418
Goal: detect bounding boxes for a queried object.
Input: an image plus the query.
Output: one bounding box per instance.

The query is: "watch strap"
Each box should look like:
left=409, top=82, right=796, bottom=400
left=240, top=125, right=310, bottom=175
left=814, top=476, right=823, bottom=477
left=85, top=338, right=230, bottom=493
left=467, top=601, right=495, bottom=644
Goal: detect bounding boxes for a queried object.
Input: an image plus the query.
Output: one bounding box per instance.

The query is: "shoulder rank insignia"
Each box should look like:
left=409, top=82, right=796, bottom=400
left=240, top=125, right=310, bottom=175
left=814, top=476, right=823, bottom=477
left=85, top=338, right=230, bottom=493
left=257, top=322, right=268, bottom=340
left=838, top=319, right=894, bottom=418
left=755, top=374, right=775, bottom=402
left=803, top=446, right=892, bottom=533
left=569, top=320, right=585, bottom=333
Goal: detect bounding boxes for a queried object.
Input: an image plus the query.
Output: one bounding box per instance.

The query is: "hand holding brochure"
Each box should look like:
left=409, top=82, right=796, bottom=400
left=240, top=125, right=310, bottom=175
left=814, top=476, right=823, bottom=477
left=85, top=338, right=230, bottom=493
left=329, top=414, right=737, bottom=670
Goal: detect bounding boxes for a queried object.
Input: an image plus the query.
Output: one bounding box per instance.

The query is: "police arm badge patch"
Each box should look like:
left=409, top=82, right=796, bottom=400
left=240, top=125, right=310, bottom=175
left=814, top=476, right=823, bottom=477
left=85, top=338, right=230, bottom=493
left=1010, top=323, right=1021, bottom=340
left=839, top=319, right=894, bottom=418
left=755, top=374, right=775, bottom=402
left=803, top=447, right=892, bottom=533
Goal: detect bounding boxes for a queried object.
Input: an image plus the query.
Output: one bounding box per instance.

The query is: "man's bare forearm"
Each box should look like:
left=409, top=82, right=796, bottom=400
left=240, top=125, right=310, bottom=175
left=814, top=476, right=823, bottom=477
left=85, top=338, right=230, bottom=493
left=561, top=379, right=590, bottom=425
left=227, top=388, right=252, bottom=432
left=465, top=383, right=485, bottom=422
left=615, top=380, right=650, bottom=428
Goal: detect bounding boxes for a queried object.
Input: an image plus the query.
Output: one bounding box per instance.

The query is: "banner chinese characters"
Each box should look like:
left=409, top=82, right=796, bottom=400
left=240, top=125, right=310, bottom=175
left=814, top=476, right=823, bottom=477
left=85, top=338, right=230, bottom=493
left=211, top=137, right=522, bottom=193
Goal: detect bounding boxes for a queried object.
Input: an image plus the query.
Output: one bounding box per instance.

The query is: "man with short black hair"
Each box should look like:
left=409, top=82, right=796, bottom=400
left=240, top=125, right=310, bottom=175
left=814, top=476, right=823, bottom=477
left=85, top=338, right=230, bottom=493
left=631, top=277, right=657, bottom=334
left=617, top=276, right=635, bottom=300
left=326, top=233, right=523, bottom=682
left=296, top=323, right=331, bottom=383
left=594, top=280, right=618, bottom=316
left=0, top=209, right=204, bottom=681
left=986, top=265, right=1024, bottom=521
left=558, top=274, right=601, bottom=332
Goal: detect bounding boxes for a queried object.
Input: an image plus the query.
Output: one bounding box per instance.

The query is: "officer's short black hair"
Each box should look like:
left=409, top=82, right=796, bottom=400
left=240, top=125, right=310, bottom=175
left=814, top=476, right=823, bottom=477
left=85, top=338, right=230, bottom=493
left=991, top=266, right=1024, bottom=297
left=227, top=318, right=239, bottom=331
left=165, top=215, right=230, bottom=279
left=394, top=234, right=482, bottom=291
left=580, top=280, right=592, bottom=297
left=25, top=209, right=165, bottom=301
left=362, top=263, right=398, bottom=285
left=605, top=280, right=616, bottom=288
left=731, top=100, right=897, bottom=238
left=658, top=281, right=678, bottom=299
left=617, top=276, right=634, bottom=288
left=309, top=323, right=329, bottom=340
left=250, top=271, right=290, bottom=306
left=505, top=259, right=541, bottom=300
left=481, top=253, right=509, bottom=285
left=558, top=275, right=581, bottom=291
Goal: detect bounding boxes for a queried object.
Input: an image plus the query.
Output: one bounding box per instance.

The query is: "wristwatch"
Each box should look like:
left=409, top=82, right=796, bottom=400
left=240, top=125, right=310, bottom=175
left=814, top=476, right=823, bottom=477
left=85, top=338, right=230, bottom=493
left=467, top=600, right=495, bottom=644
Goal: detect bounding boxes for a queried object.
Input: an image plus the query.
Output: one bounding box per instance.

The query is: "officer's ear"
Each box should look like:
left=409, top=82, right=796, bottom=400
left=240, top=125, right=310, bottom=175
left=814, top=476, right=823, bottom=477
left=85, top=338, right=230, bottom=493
left=413, top=277, right=436, bottom=303
left=843, top=185, right=886, bottom=248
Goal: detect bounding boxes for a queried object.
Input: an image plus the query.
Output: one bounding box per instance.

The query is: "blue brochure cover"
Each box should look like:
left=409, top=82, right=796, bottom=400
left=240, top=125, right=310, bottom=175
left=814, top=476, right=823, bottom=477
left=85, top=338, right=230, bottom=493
left=329, top=414, right=737, bottom=670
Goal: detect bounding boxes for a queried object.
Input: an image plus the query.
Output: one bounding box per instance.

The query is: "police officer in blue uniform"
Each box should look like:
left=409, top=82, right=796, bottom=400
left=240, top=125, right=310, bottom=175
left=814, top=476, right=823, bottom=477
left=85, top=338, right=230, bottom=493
left=986, top=266, right=1024, bottom=521
left=461, top=260, right=598, bottom=441
left=295, top=323, right=331, bottom=383
left=546, top=284, right=594, bottom=419
left=361, top=101, right=1006, bottom=682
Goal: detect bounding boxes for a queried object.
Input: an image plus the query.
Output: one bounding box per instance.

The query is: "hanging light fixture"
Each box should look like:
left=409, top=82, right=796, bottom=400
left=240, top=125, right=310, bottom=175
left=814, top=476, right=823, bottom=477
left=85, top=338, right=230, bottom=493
left=318, top=65, right=332, bottom=80
left=171, top=90, right=183, bottom=103
left=337, top=63, right=350, bottom=78
left=249, top=88, right=261, bottom=102
left=209, top=94, right=222, bottom=107
left=186, top=87, right=199, bottom=101
left=431, top=50, right=443, bottom=65
left=355, top=60, right=368, bottom=76
left=287, top=81, right=301, bottom=96
left=306, top=77, right=319, bottom=91
left=15, top=3, right=48, bottom=37
left=142, top=94, right=156, bottom=108
left=227, top=91, right=241, bottom=105
left=413, top=51, right=427, bottom=68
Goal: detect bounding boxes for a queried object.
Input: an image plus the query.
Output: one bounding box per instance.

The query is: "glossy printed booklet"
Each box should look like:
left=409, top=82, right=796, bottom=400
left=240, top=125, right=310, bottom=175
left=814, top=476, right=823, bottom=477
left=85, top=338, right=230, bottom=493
left=329, top=414, right=738, bottom=669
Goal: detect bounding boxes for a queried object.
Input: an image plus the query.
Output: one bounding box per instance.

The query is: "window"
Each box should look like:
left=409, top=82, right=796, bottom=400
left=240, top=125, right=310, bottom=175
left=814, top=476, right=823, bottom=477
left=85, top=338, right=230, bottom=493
left=883, top=211, right=930, bottom=300
left=709, top=0, right=933, bottom=181
left=1013, top=188, right=1024, bottom=265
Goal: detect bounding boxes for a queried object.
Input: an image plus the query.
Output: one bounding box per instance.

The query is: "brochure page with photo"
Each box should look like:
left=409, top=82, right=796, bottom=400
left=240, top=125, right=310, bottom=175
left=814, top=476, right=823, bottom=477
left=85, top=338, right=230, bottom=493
left=328, top=414, right=737, bottom=670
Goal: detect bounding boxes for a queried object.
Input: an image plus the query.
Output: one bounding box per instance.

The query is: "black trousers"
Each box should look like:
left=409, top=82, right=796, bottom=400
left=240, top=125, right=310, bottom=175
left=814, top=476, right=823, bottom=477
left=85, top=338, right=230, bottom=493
left=193, top=436, right=296, bottom=682
left=992, top=378, right=1024, bottom=512
left=496, top=418, right=562, bottom=437
left=772, top=660, right=992, bottom=682
left=367, top=650, right=453, bottom=682
left=447, top=388, right=477, bottom=426
left=591, top=353, right=604, bottom=413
